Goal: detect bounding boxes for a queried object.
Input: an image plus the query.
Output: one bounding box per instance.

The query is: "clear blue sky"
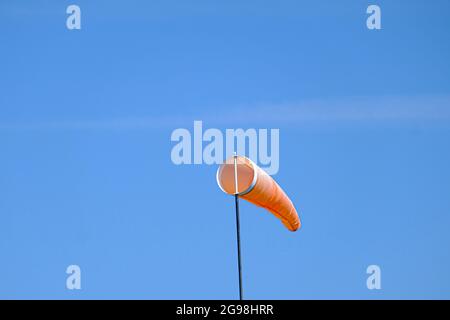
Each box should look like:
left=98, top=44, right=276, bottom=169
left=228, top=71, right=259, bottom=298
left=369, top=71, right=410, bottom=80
left=1, top=0, right=450, bottom=299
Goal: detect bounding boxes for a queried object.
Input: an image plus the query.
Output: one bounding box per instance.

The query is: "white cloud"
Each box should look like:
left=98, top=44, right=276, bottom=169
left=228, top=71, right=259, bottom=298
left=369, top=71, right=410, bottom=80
left=1, top=95, right=449, bottom=131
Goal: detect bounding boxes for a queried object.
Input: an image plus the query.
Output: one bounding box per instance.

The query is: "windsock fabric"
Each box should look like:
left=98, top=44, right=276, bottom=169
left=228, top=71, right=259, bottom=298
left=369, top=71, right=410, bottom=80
left=217, top=156, right=301, bottom=232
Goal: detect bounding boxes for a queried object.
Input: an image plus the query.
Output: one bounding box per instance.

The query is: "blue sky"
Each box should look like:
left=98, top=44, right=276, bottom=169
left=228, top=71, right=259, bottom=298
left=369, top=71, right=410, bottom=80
left=1, top=0, right=450, bottom=299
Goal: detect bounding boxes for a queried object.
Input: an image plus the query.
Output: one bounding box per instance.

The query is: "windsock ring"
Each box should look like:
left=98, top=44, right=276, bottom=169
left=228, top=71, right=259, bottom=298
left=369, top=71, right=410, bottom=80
left=216, top=156, right=258, bottom=196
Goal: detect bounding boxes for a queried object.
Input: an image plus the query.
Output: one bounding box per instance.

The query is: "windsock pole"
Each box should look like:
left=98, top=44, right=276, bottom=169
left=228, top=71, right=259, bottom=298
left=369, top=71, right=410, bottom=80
left=233, top=153, right=243, bottom=300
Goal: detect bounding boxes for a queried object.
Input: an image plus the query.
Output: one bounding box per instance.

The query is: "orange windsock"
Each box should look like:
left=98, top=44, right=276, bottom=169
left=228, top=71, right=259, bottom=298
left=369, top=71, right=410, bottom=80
left=217, top=156, right=301, bottom=231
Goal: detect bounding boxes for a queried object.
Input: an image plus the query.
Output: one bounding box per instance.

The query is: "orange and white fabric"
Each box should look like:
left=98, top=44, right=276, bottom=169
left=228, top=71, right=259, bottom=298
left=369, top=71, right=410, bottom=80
left=217, top=156, right=301, bottom=232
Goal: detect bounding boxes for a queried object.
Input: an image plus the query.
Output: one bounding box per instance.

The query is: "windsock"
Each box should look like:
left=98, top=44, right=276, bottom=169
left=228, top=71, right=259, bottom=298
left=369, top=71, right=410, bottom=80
left=217, top=155, right=301, bottom=231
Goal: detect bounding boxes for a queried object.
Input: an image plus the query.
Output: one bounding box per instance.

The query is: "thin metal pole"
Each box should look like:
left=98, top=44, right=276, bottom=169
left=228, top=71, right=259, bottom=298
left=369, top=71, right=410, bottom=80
left=235, top=193, right=243, bottom=300
left=233, top=154, right=243, bottom=300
